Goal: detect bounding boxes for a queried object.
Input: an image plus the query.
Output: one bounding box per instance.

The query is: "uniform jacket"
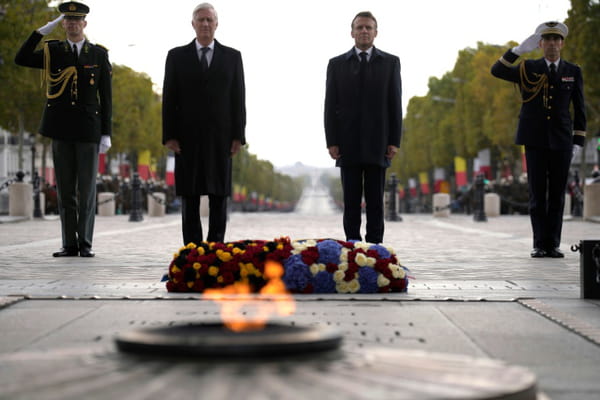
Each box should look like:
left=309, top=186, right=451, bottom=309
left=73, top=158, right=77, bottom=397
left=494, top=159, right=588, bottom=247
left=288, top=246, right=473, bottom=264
left=324, top=47, right=402, bottom=167
left=491, top=49, right=586, bottom=150
left=15, top=31, right=112, bottom=143
left=162, top=39, right=246, bottom=196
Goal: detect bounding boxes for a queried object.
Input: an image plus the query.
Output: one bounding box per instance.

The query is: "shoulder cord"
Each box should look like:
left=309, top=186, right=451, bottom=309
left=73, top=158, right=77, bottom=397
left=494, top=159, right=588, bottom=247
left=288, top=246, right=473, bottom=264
left=43, top=42, right=77, bottom=100
left=519, top=62, right=548, bottom=107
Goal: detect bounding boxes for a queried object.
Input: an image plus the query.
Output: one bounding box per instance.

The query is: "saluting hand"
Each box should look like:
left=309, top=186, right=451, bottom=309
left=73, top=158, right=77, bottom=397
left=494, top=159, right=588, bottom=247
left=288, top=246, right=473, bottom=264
left=513, top=33, right=541, bottom=55
left=37, top=14, right=64, bottom=36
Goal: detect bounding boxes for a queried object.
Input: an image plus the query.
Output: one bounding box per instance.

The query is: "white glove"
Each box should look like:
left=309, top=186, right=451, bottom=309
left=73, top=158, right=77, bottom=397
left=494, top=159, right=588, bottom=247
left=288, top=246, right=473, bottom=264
left=572, top=144, right=582, bottom=161
left=37, top=15, right=64, bottom=36
left=512, top=33, right=541, bottom=55
left=99, top=135, right=111, bottom=154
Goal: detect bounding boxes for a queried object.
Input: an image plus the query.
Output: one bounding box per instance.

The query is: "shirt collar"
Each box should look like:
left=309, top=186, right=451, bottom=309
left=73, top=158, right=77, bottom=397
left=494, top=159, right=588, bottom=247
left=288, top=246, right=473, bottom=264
left=195, top=40, right=215, bottom=52
left=354, top=47, right=373, bottom=59
left=545, top=58, right=561, bottom=68
left=67, top=39, right=85, bottom=51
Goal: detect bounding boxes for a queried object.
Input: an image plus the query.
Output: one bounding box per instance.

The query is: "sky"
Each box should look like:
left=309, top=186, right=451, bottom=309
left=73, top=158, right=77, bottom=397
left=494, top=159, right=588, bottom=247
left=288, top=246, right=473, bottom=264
left=71, top=0, right=572, bottom=168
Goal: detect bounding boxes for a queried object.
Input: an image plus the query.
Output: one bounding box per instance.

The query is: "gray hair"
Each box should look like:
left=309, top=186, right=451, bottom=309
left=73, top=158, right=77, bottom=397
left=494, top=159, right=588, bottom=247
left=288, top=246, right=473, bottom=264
left=193, top=3, right=218, bottom=21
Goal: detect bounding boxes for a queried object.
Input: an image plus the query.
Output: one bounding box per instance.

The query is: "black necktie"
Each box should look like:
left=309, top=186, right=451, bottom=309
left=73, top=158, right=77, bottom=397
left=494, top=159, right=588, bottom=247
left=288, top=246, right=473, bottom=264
left=73, top=44, right=78, bottom=63
left=359, top=52, right=368, bottom=83
left=549, top=63, right=556, bottom=81
left=200, top=47, right=209, bottom=72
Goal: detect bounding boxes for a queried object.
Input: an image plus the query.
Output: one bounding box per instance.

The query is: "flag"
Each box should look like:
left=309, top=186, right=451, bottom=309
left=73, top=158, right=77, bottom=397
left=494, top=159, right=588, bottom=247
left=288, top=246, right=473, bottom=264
left=419, top=172, right=430, bottom=194
left=138, top=150, right=151, bottom=180
left=454, top=156, right=467, bottom=187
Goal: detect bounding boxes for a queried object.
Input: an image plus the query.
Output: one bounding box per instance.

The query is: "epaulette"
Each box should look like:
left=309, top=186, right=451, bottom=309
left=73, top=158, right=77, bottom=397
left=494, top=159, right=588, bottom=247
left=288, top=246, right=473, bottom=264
left=95, top=43, right=109, bottom=52
left=44, top=39, right=60, bottom=44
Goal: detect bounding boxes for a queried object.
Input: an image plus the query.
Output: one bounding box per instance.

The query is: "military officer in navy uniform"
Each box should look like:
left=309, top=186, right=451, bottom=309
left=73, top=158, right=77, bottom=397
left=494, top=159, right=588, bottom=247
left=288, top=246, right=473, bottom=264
left=491, top=21, right=586, bottom=258
left=15, top=1, right=112, bottom=257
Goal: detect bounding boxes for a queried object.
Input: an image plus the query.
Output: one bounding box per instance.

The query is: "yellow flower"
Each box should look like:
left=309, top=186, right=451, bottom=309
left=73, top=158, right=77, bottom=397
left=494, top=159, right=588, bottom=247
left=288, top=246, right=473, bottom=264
left=217, top=276, right=224, bottom=283
left=366, top=257, right=376, bottom=267
left=186, top=242, right=197, bottom=250
left=197, top=247, right=205, bottom=256
left=171, top=265, right=181, bottom=274
left=187, top=282, right=194, bottom=288
left=216, top=249, right=232, bottom=262
left=232, top=247, right=243, bottom=255
left=277, top=243, right=283, bottom=250
left=193, top=262, right=201, bottom=270
left=208, top=266, right=219, bottom=276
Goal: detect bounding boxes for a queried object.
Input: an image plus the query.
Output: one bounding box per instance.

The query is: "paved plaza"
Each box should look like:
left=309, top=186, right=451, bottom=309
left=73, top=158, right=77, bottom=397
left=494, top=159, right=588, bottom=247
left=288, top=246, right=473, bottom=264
left=1, top=185, right=600, bottom=399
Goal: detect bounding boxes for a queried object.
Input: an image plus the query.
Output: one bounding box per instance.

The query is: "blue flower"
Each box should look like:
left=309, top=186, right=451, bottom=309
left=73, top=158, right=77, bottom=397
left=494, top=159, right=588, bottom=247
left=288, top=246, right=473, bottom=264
left=316, top=239, right=342, bottom=265
left=313, top=271, right=336, bottom=293
left=369, top=244, right=391, bottom=259
left=358, top=266, right=379, bottom=293
left=283, top=254, right=312, bottom=291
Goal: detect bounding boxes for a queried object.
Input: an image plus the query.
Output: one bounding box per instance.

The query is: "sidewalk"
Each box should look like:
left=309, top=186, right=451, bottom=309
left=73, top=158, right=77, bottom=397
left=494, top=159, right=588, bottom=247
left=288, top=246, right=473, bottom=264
left=1, top=211, right=599, bottom=399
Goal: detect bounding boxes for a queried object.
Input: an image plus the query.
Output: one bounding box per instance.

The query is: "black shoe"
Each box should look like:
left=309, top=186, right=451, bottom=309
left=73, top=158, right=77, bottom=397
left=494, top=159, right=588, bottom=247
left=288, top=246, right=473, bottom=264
left=530, top=248, right=546, bottom=258
left=79, top=247, right=95, bottom=257
left=53, top=247, right=79, bottom=257
left=546, top=248, right=564, bottom=258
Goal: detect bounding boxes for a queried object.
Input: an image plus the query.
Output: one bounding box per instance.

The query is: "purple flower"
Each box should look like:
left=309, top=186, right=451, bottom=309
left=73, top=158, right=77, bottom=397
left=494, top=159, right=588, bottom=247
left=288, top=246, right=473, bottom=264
left=369, top=244, right=391, bottom=259
left=313, top=271, right=336, bottom=293
left=358, top=267, right=379, bottom=293
left=316, top=240, right=342, bottom=265
left=283, top=254, right=312, bottom=291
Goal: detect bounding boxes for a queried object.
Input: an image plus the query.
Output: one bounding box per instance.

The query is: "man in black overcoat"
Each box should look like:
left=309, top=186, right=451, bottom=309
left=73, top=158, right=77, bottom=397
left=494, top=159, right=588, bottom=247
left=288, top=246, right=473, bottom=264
left=324, top=11, right=402, bottom=244
left=162, top=2, right=246, bottom=245
left=15, top=1, right=112, bottom=258
left=491, top=21, right=587, bottom=258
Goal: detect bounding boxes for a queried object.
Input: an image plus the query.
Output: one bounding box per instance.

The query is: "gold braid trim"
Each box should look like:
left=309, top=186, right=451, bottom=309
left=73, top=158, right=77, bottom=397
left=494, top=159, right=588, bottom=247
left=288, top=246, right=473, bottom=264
left=519, top=62, right=548, bottom=107
left=43, top=42, right=77, bottom=100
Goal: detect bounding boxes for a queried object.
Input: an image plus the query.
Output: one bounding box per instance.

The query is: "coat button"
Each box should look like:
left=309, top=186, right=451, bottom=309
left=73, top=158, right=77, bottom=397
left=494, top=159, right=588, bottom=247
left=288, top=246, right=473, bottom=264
left=71, top=102, right=75, bottom=105
left=547, top=116, right=551, bottom=120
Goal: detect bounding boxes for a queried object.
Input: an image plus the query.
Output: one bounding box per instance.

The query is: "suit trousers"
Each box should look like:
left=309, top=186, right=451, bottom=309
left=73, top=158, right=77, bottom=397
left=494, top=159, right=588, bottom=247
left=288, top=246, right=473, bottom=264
left=181, top=195, right=228, bottom=245
left=340, top=165, right=386, bottom=243
left=52, top=139, right=98, bottom=250
left=524, top=146, right=571, bottom=250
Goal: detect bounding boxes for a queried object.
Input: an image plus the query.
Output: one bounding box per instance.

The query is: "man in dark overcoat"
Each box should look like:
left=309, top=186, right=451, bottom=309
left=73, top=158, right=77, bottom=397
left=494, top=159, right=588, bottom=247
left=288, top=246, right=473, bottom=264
left=491, top=21, right=586, bottom=258
left=162, top=2, right=246, bottom=245
left=324, top=11, right=402, bottom=244
left=15, top=1, right=112, bottom=258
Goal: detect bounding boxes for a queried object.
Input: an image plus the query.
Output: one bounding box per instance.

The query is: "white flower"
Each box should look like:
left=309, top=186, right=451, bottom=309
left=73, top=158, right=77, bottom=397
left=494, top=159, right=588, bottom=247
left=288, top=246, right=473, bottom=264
left=340, top=248, right=349, bottom=261
left=390, top=264, right=406, bottom=279
left=310, top=263, right=320, bottom=276
left=366, top=257, right=376, bottom=267
left=354, top=242, right=371, bottom=251
left=333, top=270, right=345, bottom=283
left=336, top=281, right=350, bottom=293
left=318, top=263, right=326, bottom=272
left=355, top=252, right=368, bottom=267
left=348, top=279, right=360, bottom=293
left=338, top=261, right=348, bottom=271
left=377, top=274, right=390, bottom=287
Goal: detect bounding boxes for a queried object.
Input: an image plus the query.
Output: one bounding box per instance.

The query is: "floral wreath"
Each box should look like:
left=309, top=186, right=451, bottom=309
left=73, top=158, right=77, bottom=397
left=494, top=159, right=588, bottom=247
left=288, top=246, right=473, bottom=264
left=165, top=238, right=409, bottom=294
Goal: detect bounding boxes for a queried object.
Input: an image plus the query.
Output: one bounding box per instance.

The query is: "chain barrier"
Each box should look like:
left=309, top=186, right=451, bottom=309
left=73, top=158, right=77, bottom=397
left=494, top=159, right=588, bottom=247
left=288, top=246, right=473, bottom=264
left=148, top=191, right=168, bottom=206
left=97, top=191, right=121, bottom=206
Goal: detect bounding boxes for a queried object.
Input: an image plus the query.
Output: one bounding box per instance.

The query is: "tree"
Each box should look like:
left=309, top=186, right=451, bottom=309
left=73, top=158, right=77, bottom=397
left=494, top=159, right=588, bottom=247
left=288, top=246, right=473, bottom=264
left=0, top=0, right=58, bottom=170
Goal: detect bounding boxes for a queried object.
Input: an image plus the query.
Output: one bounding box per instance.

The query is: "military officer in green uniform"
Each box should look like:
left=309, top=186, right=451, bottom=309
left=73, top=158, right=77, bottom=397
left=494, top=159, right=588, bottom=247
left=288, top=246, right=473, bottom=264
left=15, top=1, right=112, bottom=257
